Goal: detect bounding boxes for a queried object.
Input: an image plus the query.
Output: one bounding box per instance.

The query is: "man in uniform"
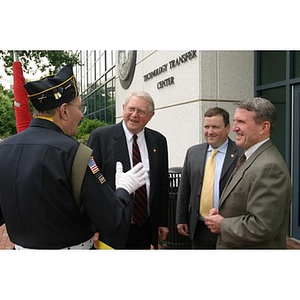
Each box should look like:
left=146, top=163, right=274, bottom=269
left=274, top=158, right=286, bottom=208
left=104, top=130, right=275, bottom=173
left=0, top=64, right=147, bottom=249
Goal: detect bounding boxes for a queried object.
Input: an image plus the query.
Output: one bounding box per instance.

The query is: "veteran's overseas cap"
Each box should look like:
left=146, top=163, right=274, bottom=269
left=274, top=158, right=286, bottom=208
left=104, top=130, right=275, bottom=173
left=24, top=64, right=78, bottom=111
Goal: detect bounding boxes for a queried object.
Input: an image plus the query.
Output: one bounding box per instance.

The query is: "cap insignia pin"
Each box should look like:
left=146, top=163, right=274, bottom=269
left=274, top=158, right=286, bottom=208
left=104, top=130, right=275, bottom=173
left=53, top=89, right=62, bottom=100
left=38, top=94, right=47, bottom=103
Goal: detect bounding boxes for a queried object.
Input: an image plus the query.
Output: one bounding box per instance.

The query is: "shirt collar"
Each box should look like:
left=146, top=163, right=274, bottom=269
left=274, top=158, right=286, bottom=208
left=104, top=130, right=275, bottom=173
left=122, top=121, right=145, bottom=142
left=245, top=138, right=270, bottom=159
left=208, top=138, right=229, bottom=154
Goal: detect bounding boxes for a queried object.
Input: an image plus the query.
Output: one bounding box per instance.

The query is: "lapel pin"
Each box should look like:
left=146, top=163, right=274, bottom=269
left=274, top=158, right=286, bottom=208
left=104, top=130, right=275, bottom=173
left=153, top=148, right=157, bottom=153
left=231, top=154, right=234, bottom=158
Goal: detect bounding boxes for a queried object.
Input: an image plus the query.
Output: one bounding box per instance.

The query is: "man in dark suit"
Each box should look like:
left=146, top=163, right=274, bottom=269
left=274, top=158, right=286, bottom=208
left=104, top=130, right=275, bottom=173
left=88, top=91, right=169, bottom=249
left=176, top=107, right=243, bottom=249
left=205, top=98, right=291, bottom=248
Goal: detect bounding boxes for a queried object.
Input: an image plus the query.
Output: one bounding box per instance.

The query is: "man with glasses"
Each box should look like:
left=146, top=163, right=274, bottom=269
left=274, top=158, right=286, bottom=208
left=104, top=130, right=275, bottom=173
left=88, top=91, right=169, bottom=249
left=0, top=65, right=147, bottom=249
left=68, top=101, right=87, bottom=115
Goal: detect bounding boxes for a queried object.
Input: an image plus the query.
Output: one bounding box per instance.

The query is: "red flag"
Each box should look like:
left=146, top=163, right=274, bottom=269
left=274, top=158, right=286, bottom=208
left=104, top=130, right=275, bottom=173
left=13, top=61, right=32, bottom=133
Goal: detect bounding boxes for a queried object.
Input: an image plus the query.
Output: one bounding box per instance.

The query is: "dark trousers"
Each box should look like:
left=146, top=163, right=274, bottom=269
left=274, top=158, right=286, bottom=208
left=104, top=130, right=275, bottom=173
left=192, top=220, right=217, bottom=249
left=125, top=218, right=152, bottom=249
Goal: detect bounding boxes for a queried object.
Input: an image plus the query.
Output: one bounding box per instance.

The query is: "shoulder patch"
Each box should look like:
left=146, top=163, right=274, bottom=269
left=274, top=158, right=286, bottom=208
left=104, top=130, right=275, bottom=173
left=88, top=156, right=106, bottom=184
left=88, top=156, right=99, bottom=174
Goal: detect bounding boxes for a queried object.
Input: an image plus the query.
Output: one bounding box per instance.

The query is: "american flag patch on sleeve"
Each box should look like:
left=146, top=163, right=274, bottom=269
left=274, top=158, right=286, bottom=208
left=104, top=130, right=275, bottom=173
left=88, top=156, right=100, bottom=174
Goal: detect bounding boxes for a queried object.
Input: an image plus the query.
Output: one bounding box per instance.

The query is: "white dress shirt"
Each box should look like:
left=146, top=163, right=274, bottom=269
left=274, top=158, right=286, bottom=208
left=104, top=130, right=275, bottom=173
left=122, top=121, right=150, bottom=202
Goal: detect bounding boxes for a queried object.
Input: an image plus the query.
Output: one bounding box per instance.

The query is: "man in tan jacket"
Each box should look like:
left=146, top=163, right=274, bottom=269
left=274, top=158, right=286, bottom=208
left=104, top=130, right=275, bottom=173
left=205, top=97, right=291, bottom=249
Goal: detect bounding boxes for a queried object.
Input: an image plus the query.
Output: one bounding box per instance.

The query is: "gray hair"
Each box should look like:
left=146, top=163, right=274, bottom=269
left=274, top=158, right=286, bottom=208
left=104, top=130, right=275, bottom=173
left=235, top=97, right=277, bottom=134
left=124, top=91, right=155, bottom=112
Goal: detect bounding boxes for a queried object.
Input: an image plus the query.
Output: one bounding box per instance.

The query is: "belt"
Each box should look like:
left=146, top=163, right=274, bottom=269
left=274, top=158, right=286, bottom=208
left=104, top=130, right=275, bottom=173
left=14, top=238, right=94, bottom=250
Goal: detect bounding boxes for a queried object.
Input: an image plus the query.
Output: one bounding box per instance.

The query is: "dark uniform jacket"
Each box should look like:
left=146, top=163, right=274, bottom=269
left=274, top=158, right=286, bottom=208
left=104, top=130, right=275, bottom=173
left=0, top=118, right=133, bottom=249
left=88, top=121, right=169, bottom=249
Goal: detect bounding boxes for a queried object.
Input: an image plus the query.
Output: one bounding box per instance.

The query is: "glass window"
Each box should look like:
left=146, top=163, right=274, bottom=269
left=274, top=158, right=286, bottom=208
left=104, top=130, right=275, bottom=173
left=76, top=50, right=116, bottom=125
left=259, top=51, right=286, bottom=85
left=100, top=52, right=105, bottom=75
left=257, top=86, right=286, bottom=157
left=292, top=51, right=300, bottom=78
left=106, top=50, right=114, bottom=69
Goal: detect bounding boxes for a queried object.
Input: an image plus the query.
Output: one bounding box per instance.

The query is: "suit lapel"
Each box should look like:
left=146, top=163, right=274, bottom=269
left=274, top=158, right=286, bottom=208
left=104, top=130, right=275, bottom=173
left=219, top=169, right=243, bottom=207
left=219, top=139, right=273, bottom=207
left=196, top=144, right=208, bottom=195
left=113, top=122, right=131, bottom=171
left=220, top=139, right=240, bottom=180
left=145, top=128, right=158, bottom=202
left=199, top=144, right=208, bottom=173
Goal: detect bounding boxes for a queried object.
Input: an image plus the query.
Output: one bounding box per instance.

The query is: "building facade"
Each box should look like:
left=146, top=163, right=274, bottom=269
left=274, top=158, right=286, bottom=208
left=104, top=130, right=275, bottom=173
left=75, top=50, right=300, bottom=241
left=74, top=51, right=116, bottom=125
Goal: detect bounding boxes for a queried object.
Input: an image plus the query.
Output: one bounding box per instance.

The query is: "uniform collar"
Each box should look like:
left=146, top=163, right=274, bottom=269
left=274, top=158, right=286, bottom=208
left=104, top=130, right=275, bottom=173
left=30, top=117, right=65, bottom=134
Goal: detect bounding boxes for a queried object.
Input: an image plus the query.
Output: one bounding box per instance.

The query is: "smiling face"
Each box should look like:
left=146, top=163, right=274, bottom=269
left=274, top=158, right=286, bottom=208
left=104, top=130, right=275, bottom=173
left=123, top=95, right=154, bottom=134
left=204, top=114, right=230, bottom=148
left=233, top=107, right=271, bottom=150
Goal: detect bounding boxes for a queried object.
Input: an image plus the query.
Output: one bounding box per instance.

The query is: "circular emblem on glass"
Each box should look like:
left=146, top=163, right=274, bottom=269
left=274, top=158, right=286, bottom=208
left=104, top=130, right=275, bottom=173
left=118, top=50, right=137, bottom=89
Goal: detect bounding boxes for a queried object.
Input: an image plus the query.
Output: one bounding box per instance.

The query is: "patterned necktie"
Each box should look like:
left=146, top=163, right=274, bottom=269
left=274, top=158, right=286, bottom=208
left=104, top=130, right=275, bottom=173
left=199, top=149, right=218, bottom=218
left=232, top=154, right=246, bottom=176
left=132, top=134, right=148, bottom=226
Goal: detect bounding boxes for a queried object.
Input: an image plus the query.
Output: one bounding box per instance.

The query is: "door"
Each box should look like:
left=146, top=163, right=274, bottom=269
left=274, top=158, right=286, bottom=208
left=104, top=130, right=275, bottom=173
left=292, top=85, right=300, bottom=239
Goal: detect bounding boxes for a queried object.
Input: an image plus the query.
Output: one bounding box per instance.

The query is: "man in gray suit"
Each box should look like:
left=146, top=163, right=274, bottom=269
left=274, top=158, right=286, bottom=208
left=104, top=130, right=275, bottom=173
left=205, top=97, right=292, bottom=249
left=176, top=107, right=243, bottom=249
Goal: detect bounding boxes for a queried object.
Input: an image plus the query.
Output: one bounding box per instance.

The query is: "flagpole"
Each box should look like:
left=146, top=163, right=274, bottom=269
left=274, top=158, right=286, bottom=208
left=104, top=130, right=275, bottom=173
left=13, top=50, right=19, bottom=62
left=12, top=51, right=33, bottom=132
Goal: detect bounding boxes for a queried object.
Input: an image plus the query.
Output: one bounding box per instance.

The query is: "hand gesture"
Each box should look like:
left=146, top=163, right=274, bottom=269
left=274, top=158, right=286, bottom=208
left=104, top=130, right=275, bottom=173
left=115, top=161, right=147, bottom=194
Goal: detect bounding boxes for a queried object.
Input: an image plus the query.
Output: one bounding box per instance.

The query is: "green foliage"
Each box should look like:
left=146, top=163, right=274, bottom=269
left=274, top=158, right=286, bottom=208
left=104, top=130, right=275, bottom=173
left=0, top=50, right=81, bottom=76
left=0, top=85, right=17, bottom=138
left=76, top=118, right=107, bottom=145
left=0, top=50, right=82, bottom=139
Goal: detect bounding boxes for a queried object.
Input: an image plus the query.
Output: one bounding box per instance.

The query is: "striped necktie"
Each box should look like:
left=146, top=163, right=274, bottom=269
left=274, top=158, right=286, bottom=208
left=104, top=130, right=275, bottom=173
left=132, top=134, right=148, bottom=226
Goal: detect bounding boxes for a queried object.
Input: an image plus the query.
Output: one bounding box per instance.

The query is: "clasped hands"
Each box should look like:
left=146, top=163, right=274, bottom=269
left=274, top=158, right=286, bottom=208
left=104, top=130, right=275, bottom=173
left=204, top=208, right=224, bottom=234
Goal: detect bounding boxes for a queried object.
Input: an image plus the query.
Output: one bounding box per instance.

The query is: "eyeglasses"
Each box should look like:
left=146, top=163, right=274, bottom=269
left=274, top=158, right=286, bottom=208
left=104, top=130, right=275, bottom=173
left=68, top=102, right=87, bottom=115
left=125, top=106, right=150, bottom=117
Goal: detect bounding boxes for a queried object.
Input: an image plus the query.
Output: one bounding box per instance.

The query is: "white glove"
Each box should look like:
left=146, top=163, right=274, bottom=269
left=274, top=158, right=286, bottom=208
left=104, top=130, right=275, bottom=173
left=115, top=161, right=147, bottom=194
